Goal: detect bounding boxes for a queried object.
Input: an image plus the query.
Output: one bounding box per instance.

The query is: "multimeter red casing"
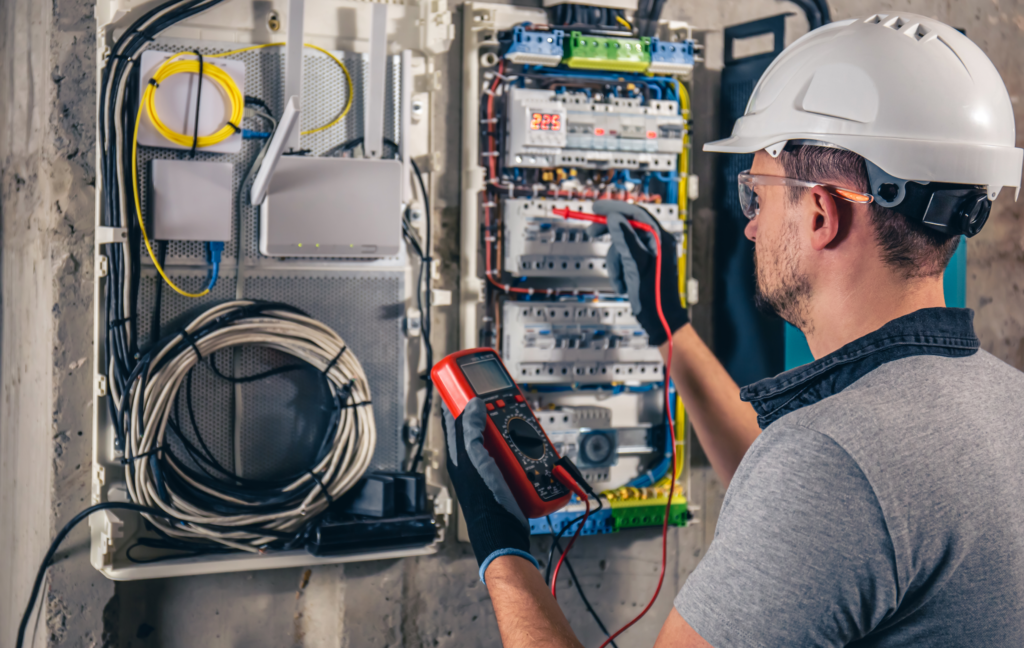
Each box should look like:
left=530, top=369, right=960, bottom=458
left=431, top=348, right=571, bottom=518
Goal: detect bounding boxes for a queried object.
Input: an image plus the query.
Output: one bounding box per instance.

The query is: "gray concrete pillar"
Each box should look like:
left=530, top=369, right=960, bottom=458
left=0, top=0, right=113, bottom=646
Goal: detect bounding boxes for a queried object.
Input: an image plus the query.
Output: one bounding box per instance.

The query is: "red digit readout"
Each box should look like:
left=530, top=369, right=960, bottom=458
left=530, top=113, right=562, bottom=131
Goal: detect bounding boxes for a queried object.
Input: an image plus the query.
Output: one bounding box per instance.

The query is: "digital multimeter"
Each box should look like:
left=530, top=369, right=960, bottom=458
left=432, top=348, right=572, bottom=518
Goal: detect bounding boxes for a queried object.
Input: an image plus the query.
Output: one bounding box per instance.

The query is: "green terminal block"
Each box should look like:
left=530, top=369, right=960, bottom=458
left=564, top=31, right=651, bottom=72
left=610, top=498, right=688, bottom=530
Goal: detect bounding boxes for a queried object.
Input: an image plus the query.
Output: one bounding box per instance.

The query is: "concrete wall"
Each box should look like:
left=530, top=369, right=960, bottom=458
left=0, top=1, right=1020, bottom=647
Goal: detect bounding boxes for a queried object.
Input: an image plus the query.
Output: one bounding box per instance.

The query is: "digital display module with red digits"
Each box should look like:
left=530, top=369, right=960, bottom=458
left=431, top=348, right=571, bottom=518
left=530, top=112, right=561, bottom=131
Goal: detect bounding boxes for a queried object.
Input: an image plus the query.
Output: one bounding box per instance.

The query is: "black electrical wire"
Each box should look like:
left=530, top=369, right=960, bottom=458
left=545, top=515, right=619, bottom=648
left=244, top=94, right=274, bottom=117
left=409, top=156, right=434, bottom=473
left=151, top=240, right=167, bottom=346
left=17, top=503, right=181, bottom=648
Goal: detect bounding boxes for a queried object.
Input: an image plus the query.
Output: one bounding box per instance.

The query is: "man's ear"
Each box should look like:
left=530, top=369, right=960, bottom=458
left=807, top=186, right=843, bottom=251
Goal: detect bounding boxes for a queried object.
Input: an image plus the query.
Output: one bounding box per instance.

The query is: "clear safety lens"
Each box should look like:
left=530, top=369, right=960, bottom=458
left=737, top=174, right=759, bottom=220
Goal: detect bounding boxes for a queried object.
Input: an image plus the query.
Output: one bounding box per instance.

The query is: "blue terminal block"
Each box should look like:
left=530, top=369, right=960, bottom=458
left=504, top=26, right=565, bottom=67
left=648, top=38, right=695, bottom=75
left=529, top=498, right=616, bottom=537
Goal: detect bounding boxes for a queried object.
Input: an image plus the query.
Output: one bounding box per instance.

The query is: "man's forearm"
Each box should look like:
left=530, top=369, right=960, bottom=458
left=660, top=323, right=761, bottom=486
left=486, top=556, right=584, bottom=648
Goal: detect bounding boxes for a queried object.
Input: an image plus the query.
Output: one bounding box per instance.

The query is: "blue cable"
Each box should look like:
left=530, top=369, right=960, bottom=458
left=242, top=129, right=270, bottom=139
left=205, top=241, right=224, bottom=291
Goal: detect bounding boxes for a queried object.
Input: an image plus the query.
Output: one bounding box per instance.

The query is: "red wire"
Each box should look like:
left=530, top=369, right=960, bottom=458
left=550, top=496, right=592, bottom=600
left=553, top=208, right=678, bottom=648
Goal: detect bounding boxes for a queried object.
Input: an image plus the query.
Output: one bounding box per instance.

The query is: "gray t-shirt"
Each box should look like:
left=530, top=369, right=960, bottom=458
left=675, top=349, right=1024, bottom=647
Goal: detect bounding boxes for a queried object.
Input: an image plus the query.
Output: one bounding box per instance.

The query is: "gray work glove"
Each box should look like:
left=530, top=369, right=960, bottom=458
left=585, top=200, right=689, bottom=345
left=443, top=398, right=537, bottom=583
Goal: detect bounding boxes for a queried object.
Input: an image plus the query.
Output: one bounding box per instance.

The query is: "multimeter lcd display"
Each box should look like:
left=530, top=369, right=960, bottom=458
left=461, top=357, right=514, bottom=395
left=530, top=112, right=561, bottom=131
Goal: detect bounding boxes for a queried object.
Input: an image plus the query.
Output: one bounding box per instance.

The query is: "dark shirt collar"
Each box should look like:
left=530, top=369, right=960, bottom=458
left=740, top=308, right=980, bottom=429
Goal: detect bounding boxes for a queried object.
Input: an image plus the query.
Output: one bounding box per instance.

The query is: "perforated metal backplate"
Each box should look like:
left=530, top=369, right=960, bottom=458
left=137, top=271, right=405, bottom=477
left=131, top=39, right=407, bottom=480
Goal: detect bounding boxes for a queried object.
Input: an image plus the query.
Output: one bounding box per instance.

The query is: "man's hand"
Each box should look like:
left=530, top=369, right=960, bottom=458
left=585, top=200, right=689, bottom=345
left=443, top=398, right=537, bottom=580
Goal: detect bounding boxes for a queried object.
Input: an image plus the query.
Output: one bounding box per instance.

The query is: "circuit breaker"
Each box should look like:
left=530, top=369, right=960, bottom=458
left=503, top=199, right=679, bottom=280
left=501, top=301, right=664, bottom=383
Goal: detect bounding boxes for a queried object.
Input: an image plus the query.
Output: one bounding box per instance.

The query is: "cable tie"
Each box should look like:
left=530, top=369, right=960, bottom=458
left=482, top=201, right=497, bottom=208
left=480, top=151, right=499, bottom=157
left=306, top=470, right=334, bottom=508
left=323, top=345, right=348, bottom=376
left=484, top=235, right=496, bottom=243
left=189, top=50, right=204, bottom=158
left=527, top=287, right=535, bottom=296
left=339, top=400, right=373, bottom=409
left=226, top=121, right=241, bottom=133
left=108, top=315, right=135, bottom=330
left=480, top=118, right=499, bottom=124
left=493, top=72, right=514, bottom=81
left=179, top=330, right=203, bottom=361
left=482, top=88, right=495, bottom=96
left=147, top=78, right=160, bottom=88
left=120, top=444, right=169, bottom=465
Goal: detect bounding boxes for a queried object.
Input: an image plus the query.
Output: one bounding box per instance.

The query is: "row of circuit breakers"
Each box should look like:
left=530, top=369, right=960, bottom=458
left=501, top=199, right=680, bottom=386
left=507, top=87, right=684, bottom=169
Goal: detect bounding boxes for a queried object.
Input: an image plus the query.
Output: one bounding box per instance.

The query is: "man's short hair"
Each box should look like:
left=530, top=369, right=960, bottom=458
left=777, top=144, right=960, bottom=278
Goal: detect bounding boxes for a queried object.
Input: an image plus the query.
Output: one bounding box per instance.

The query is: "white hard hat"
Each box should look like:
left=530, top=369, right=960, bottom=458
left=705, top=13, right=1024, bottom=202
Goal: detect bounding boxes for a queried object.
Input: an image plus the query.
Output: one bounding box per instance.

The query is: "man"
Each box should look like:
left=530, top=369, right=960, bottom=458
left=444, top=13, right=1024, bottom=647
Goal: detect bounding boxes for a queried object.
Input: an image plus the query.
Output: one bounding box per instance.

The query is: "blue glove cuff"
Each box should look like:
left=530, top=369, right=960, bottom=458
left=479, top=548, right=540, bottom=585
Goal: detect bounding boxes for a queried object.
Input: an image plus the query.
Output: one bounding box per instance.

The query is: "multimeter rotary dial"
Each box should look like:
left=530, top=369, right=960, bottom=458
left=487, top=402, right=567, bottom=502
left=505, top=416, right=547, bottom=460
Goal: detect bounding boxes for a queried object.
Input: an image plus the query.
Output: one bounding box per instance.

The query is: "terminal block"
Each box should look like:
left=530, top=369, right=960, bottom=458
left=529, top=493, right=687, bottom=536
left=529, top=497, right=616, bottom=536
left=647, top=38, right=696, bottom=75
left=503, top=198, right=680, bottom=280
left=503, top=25, right=565, bottom=66
left=502, top=300, right=664, bottom=383
left=608, top=494, right=688, bottom=530
left=564, top=31, right=651, bottom=72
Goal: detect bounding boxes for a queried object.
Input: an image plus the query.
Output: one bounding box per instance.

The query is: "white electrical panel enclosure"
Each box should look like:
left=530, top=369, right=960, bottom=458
left=460, top=2, right=698, bottom=508
left=92, top=0, right=453, bottom=581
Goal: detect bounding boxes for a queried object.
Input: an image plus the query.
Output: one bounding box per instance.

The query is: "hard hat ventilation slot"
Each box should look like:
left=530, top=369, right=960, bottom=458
left=865, top=14, right=886, bottom=25
left=912, top=24, right=931, bottom=41
left=883, top=16, right=906, bottom=31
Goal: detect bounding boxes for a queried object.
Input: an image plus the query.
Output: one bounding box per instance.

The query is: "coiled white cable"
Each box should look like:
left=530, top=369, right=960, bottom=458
left=122, top=301, right=376, bottom=552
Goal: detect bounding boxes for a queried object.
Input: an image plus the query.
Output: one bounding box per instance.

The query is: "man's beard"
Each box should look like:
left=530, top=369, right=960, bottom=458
left=752, top=231, right=812, bottom=333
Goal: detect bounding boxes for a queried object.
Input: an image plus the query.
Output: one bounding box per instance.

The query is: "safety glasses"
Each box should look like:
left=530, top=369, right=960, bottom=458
left=737, top=170, right=874, bottom=220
